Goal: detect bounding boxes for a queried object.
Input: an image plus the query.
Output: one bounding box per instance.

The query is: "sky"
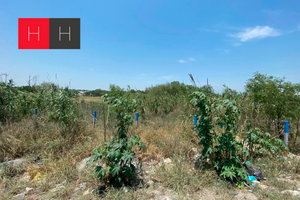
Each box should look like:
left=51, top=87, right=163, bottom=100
left=0, top=0, right=300, bottom=92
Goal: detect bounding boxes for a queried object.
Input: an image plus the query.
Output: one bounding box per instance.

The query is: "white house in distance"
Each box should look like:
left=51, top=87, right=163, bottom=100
left=78, top=91, right=85, bottom=95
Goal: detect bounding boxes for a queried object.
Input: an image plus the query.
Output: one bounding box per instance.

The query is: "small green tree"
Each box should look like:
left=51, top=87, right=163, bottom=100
left=190, top=91, right=248, bottom=183
left=245, top=72, right=299, bottom=137
left=90, top=94, right=145, bottom=185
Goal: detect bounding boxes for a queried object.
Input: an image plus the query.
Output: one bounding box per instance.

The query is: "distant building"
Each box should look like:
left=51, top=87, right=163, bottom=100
left=78, top=90, right=85, bottom=95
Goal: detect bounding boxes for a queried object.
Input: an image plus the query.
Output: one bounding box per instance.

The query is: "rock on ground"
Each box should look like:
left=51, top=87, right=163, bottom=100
left=288, top=153, right=300, bottom=161
left=144, top=185, right=178, bottom=200
left=252, top=180, right=268, bottom=189
left=76, top=157, right=91, bottom=172
left=234, top=190, right=258, bottom=200
left=277, top=177, right=300, bottom=188
left=281, top=190, right=300, bottom=197
left=163, top=158, right=172, bottom=164
left=0, top=158, right=28, bottom=169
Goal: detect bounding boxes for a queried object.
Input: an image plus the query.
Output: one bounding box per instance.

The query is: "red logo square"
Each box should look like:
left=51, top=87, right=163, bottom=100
left=18, top=18, right=50, bottom=49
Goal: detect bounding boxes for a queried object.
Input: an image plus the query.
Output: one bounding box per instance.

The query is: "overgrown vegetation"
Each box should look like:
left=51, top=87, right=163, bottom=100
left=190, top=90, right=289, bottom=185
left=89, top=94, right=146, bottom=186
left=244, top=127, right=288, bottom=159
left=0, top=72, right=300, bottom=199
left=190, top=91, right=248, bottom=183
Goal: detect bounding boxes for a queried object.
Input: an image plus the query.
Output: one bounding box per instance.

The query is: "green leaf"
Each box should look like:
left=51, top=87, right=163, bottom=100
left=220, top=167, right=236, bottom=181
left=95, top=165, right=102, bottom=173
left=113, top=142, right=123, bottom=150
left=123, top=166, right=133, bottom=178
left=122, top=150, right=134, bottom=164
left=107, top=149, right=115, bottom=159
left=104, top=142, right=111, bottom=149
left=106, top=166, right=112, bottom=173
left=111, top=164, right=121, bottom=177
left=116, top=176, right=122, bottom=184
left=236, top=168, right=247, bottom=180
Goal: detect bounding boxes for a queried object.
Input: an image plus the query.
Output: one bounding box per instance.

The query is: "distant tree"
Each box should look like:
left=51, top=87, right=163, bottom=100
left=245, top=72, right=300, bottom=137
left=222, top=84, right=238, bottom=100
left=108, top=84, right=125, bottom=97
left=7, top=79, right=15, bottom=87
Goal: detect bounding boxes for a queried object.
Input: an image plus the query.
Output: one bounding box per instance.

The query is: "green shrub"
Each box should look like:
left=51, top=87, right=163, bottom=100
left=190, top=91, right=248, bottom=183
left=90, top=95, right=145, bottom=185
left=91, top=135, right=145, bottom=185
left=243, top=127, right=288, bottom=159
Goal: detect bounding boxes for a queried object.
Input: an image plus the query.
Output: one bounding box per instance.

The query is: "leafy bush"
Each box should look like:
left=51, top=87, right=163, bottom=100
left=243, top=127, right=288, bottom=159
left=190, top=91, right=248, bottom=183
left=190, top=90, right=291, bottom=185
left=144, top=81, right=195, bottom=115
left=90, top=95, right=145, bottom=185
left=0, top=80, right=80, bottom=138
left=0, top=80, right=17, bottom=122
left=91, top=135, right=145, bottom=185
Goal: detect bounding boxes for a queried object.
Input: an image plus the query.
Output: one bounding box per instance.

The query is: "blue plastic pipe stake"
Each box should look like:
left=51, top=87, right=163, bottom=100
left=136, top=112, right=139, bottom=126
left=93, top=111, right=96, bottom=128
left=136, top=112, right=139, bottom=121
left=194, top=115, right=197, bottom=126
left=284, top=121, right=289, bottom=133
left=34, top=108, right=37, bottom=115
left=284, top=121, right=289, bottom=146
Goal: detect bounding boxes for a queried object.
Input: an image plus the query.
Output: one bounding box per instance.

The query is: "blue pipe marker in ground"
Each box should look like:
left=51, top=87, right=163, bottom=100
left=284, top=121, right=289, bottom=146
left=136, top=112, right=139, bottom=121
left=136, top=112, right=139, bottom=125
left=93, top=111, right=96, bottom=128
left=194, top=115, right=197, bottom=131
left=34, top=108, right=37, bottom=115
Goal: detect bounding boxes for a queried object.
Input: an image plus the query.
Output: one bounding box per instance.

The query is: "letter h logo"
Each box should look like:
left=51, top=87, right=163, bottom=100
left=19, top=18, right=80, bottom=49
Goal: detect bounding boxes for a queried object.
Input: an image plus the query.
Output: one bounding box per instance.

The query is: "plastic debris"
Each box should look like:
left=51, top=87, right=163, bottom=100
left=245, top=163, right=266, bottom=181
left=248, top=175, right=257, bottom=182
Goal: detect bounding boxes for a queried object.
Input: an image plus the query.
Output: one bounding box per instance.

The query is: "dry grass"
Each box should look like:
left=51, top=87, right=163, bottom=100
left=1, top=108, right=300, bottom=199
left=131, top=114, right=199, bottom=161
left=0, top=117, right=95, bottom=163
left=78, top=96, right=103, bottom=103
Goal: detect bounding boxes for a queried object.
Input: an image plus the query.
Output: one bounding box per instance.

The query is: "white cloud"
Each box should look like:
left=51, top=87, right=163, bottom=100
left=188, top=57, right=196, bottom=61
left=232, top=26, right=281, bottom=42
left=178, top=59, right=186, bottom=63
left=233, top=43, right=241, bottom=47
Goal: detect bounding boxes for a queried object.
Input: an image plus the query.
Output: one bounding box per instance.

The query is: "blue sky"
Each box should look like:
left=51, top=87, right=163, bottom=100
left=0, top=0, right=300, bottom=92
